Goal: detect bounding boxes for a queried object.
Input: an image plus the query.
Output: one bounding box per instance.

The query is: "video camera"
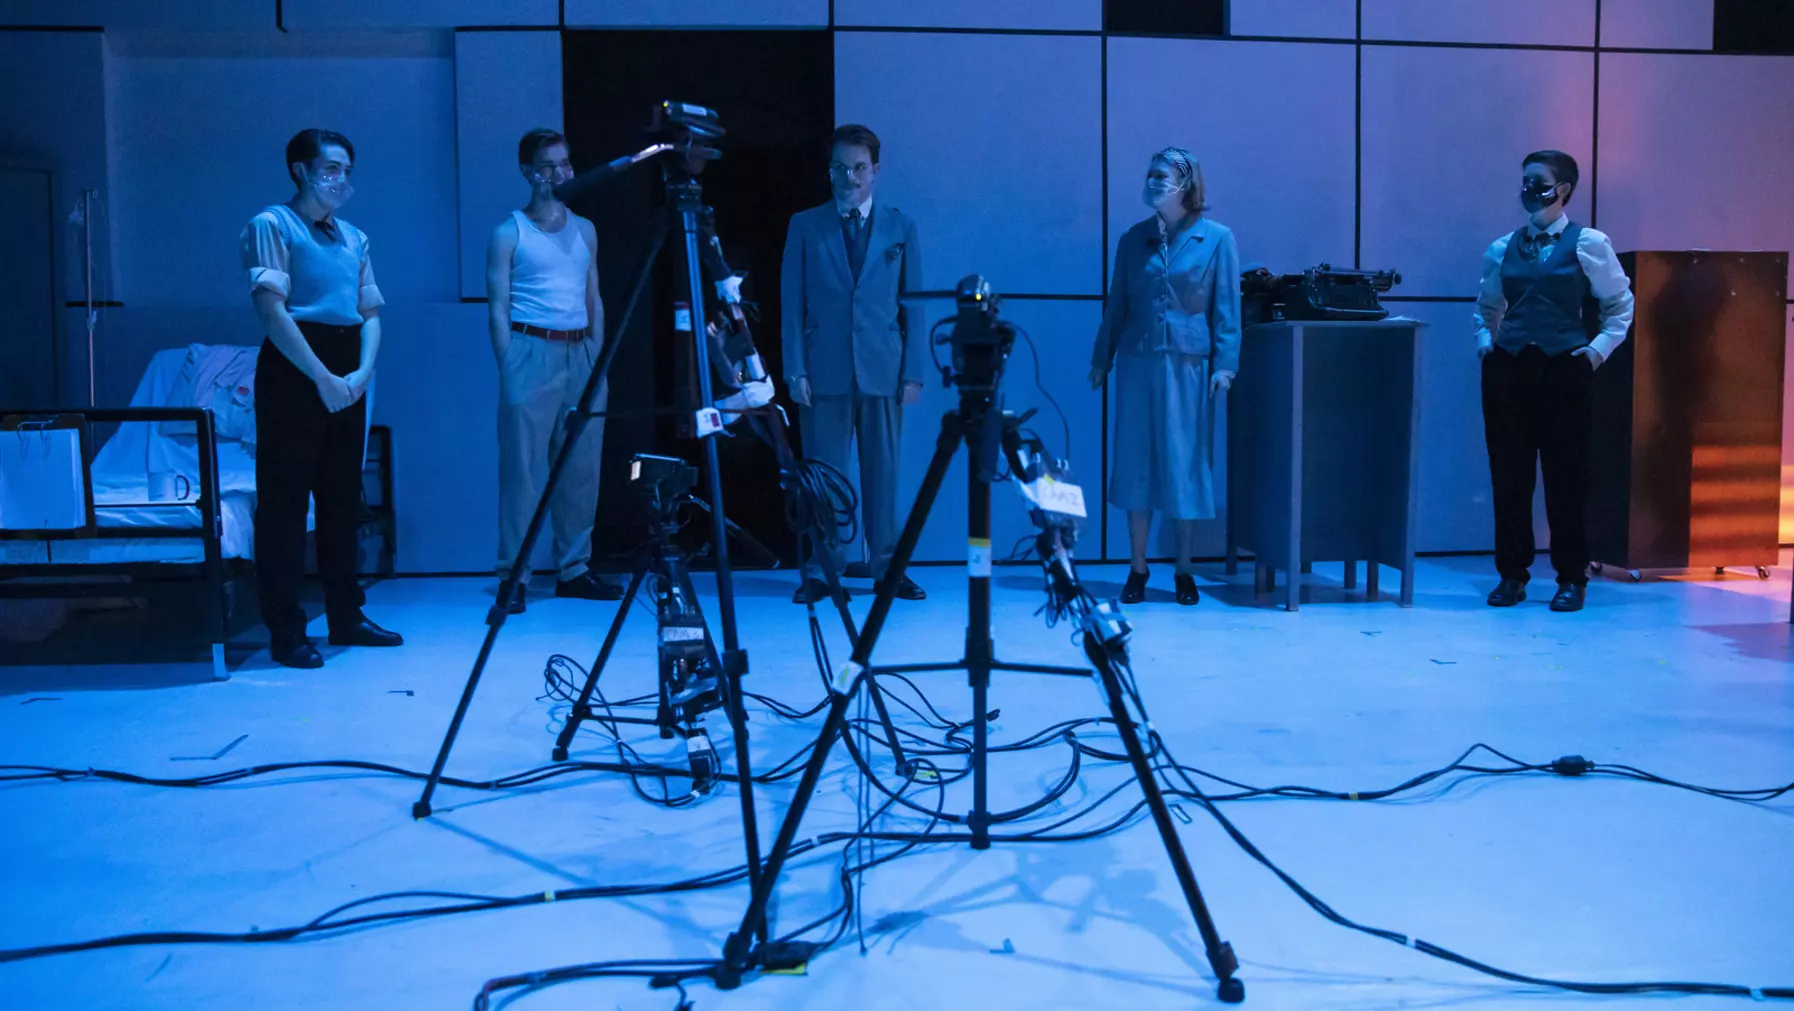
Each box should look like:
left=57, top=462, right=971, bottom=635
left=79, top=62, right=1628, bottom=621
left=630, top=453, right=699, bottom=519
left=939, top=275, right=1017, bottom=395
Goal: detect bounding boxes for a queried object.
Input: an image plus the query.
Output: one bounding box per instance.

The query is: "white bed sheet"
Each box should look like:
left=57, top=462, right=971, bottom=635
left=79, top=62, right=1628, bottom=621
left=1, top=345, right=346, bottom=568
left=0, top=475, right=284, bottom=565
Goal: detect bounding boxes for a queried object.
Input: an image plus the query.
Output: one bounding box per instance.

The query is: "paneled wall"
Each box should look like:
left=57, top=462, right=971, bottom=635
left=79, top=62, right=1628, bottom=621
left=3, top=0, right=1790, bottom=569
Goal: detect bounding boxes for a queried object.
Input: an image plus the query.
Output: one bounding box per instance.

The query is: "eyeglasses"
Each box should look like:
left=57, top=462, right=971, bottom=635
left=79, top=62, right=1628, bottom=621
left=829, top=162, right=873, bottom=180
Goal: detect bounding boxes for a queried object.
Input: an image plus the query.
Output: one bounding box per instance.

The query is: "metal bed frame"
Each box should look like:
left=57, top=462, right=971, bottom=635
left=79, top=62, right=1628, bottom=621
left=1, top=408, right=394, bottom=681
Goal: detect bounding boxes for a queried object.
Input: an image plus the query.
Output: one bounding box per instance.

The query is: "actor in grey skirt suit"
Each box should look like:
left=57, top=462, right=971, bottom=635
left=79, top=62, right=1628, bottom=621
left=1089, top=148, right=1241, bottom=606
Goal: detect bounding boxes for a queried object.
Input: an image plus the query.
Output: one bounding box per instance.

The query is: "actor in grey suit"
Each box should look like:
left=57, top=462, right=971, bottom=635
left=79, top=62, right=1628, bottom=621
left=1090, top=148, right=1241, bottom=608
left=782, top=124, right=929, bottom=604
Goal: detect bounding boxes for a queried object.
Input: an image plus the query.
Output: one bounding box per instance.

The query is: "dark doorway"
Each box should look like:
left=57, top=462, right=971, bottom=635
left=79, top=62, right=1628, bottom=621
left=0, top=162, right=59, bottom=408
left=561, top=29, right=834, bottom=570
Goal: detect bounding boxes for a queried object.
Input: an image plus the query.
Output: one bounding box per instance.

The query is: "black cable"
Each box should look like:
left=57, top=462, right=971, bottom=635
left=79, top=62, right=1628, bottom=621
left=1010, top=323, right=1072, bottom=460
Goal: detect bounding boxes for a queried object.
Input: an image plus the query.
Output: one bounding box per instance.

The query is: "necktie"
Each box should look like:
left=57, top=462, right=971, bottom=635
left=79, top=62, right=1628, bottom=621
left=849, top=208, right=863, bottom=232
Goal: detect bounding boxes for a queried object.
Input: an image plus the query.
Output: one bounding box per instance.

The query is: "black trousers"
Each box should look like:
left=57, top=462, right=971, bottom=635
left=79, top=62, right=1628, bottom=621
left=255, top=322, right=367, bottom=644
left=1481, top=344, right=1594, bottom=586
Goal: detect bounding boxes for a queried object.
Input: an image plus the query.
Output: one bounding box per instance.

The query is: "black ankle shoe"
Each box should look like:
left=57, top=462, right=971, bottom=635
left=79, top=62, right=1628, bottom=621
left=793, top=579, right=845, bottom=605
left=875, top=574, right=927, bottom=601
left=1550, top=583, right=1586, bottom=612
left=1175, top=573, right=1201, bottom=606
left=1120, top=569, right=1148, bottom=604
left=271, top=638, right=324, bottom=669
left=556, top=571, right=625, bottom=601
left=328, top=617, right=404, bottom=647
left=1486, top=579, right=1527, bottom=607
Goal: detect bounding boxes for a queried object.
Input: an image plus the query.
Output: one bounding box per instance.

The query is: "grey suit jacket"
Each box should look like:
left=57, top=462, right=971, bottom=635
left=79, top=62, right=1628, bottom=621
left=780, top=201, right=927, bottom=398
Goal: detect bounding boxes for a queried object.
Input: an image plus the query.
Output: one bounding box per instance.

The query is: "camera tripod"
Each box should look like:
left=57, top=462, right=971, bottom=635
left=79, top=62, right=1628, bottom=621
left=551, top=463, right=915, bottom=783
left=547, top=476, right=729, bottom=787
left=713, top=379, right=1245, bottom=1003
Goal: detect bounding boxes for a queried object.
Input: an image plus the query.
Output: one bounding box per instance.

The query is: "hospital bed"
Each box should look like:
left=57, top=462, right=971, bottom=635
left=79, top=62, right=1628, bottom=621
left=0, top=345, right=394, bottom=681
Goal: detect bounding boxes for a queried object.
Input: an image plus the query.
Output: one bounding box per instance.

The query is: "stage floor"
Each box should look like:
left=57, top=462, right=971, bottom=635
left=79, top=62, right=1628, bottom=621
left=2, top=556, right=1791, bottom=1010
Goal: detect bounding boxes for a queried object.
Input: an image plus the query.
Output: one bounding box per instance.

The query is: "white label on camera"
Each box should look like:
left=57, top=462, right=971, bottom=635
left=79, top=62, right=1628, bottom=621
left=968, top=538, right=992, bottom=577
left=694, top=408, right=725, bottom=436
left=832, top=660, right=864, bottom=695
left=685, top=732, right=707, bottom=754
left=1026, top=477, right=1087, bottom=518
left=674, top=307, right=693, bottom=332
left=661, top=626, right=705, bottom=642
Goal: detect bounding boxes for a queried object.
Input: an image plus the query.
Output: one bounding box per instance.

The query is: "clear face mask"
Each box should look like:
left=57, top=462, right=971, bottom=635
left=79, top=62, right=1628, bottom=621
left=530, top=164, right=574, bottom=188
left=305, top=167, right=354, bottom=210
left=1143, top=176, right=1184, bottom=208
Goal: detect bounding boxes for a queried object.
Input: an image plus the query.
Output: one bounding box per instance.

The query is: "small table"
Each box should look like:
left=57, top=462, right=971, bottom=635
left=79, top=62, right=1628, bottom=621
left=1224, top=318, right=1425, bottom=610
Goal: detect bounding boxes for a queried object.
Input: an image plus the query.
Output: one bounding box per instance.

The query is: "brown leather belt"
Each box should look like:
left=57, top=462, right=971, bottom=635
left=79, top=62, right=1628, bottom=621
left=511, top=322, right=589, bottom=342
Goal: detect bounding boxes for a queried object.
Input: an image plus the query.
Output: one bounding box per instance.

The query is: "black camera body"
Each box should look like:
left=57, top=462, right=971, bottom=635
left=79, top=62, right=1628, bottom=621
left=942, top=274, right=1017, bottom=394
left=630, top=453, right=699, bottom=518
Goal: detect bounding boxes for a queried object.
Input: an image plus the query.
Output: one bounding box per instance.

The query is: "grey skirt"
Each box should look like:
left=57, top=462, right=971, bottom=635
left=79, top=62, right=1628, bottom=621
left=1108, top=351, right=1216, bottom=520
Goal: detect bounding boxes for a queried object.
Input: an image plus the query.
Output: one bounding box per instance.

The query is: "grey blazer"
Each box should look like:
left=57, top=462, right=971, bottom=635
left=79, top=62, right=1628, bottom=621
left=1092, top=215, right=1242, bottom=374
left=780, top=201, right=927, bottom=398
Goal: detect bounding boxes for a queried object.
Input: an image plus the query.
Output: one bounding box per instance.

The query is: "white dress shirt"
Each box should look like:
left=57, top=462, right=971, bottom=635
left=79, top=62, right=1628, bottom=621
left=1471, top=215, right=1636, bottom=360
left=835, top=195, right=874, bottom=221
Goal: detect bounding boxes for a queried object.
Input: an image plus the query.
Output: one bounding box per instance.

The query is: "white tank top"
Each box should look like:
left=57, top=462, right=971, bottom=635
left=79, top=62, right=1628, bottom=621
left=508, top=209, right=591, bottom=330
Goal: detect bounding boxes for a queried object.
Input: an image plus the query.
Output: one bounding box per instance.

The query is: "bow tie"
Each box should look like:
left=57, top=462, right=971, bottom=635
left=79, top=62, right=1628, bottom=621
left=310, top=216, right=339, bottom=242
left=1517, top=228, right=1559, bottom=261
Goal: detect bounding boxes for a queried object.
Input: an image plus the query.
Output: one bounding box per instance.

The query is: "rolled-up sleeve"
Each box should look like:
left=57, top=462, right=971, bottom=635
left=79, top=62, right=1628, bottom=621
left=1577, top=228, right=1635, bottom=360
left=240, top=213, right=291, bottom=299
left=357, top=235, right=386, bottom=314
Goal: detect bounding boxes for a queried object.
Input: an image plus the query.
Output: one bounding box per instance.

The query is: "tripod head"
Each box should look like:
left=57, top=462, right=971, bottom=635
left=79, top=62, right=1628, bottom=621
left=553, top=101, right=723, bottom=205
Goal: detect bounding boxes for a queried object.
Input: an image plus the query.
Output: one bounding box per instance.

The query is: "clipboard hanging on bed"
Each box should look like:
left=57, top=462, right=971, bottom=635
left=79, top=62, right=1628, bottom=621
left=0, top=413, right=96, bottom=538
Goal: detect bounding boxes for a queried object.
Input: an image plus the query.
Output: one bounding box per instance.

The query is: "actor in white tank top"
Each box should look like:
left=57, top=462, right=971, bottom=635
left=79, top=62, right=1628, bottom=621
left=486, top=129, right=622, bottom=607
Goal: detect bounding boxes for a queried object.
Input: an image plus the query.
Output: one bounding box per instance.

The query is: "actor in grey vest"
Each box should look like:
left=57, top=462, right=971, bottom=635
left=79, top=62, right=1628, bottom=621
left=781, top=124, right=929, bottom=604
left=1473, top=150, right=1635, bottom=613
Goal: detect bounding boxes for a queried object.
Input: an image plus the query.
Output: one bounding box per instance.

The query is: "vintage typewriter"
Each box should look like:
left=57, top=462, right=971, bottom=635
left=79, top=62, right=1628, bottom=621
left=1240, top=263, right=1402, bottom=325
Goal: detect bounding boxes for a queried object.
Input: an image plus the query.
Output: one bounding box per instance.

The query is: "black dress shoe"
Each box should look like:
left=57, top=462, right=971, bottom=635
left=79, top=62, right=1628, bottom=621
left=1120, top=569, right=1148, bottom=604
left=272, top=638, right=324, bottom=669
left=793, top=579, right=845, bottom=605
left=1550, top=583, right=1586, bottom=612
left=556, top=571, right=625, bottom=601
left=328, top=617, right=404, bottom=647
left=1175, top=573, right=1201, bottom=606
left=876, top=574, right=927, bottom=601
left=1486, top=579, right=1527, bottom=607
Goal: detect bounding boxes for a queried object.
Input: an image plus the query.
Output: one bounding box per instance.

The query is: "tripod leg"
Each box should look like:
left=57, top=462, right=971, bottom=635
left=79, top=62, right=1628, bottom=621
left=667, top=562, right=766, bottom=943
left=966, top=404, right=996, bottom=850
left=852, top=409, right=965, bottom=659
left=809, top=527, right=913, bottom=776
left=414, top=218, right=671, bottom=821
left=718, top=676, right=859, bottom=987
left=1087, top=640, right=1244, bottom=1003
left=551, top=564, right=649, bottom=762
